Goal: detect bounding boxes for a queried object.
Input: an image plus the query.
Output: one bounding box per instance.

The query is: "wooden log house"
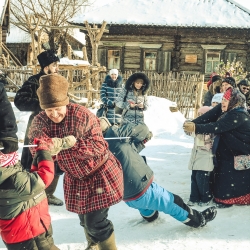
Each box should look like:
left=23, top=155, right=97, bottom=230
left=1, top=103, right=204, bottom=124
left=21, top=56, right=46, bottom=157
left=0, top=0, right=10, bottom=58
left=69, top=0, right=250, bottom=80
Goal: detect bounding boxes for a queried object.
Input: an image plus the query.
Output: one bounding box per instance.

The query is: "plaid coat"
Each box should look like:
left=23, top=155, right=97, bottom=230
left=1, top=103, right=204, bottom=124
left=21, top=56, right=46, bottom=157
left=29, top=103, right=123, bottom=214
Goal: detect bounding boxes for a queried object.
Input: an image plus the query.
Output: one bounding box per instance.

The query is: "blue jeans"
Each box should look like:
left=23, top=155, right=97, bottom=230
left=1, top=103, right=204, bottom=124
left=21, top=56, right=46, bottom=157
left=125, top=182, right=189, bottom=222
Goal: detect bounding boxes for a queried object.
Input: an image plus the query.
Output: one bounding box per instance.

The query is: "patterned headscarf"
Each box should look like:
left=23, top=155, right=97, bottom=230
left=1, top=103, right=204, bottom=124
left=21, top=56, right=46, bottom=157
left=0, top=151, right=19, bottom=167
left=226, top=87, right=246, bottom=111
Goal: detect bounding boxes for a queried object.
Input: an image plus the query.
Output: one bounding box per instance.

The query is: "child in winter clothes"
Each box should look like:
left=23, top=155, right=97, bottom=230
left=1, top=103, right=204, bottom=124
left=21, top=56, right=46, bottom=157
left=100, top=117, right=217, bottom=228
left=0, top=137, right=76, bottom=250
left=187, top=106, right=214, bottom=206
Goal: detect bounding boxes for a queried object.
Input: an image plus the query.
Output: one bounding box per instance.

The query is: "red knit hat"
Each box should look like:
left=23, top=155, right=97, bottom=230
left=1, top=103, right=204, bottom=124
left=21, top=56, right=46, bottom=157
left=0, top=151, right=18, bottom=167
left=223, top=87, right=233, bottom=101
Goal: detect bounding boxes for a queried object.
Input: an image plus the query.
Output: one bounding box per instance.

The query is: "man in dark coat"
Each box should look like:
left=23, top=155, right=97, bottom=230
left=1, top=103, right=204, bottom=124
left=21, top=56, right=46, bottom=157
left=13, top=49, right=63, bottom=206
left=101, top=118, right=217, bottom=228
left=0, top=83, right=18, bottom=154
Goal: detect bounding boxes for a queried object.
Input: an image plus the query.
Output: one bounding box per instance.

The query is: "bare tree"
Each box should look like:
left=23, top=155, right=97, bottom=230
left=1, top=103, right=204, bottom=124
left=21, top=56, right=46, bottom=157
left=11, top=0, right=90, bottom=52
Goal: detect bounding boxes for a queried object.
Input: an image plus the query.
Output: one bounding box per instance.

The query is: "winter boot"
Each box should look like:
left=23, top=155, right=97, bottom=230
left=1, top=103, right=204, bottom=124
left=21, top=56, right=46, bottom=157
left=141, top=211, right=159, bottom=222
left=98, top=232, right=117, bottom=250
left=201, top=206, right=217, bottom=223
left=184, top=207, right=206, bottom=228
left=84, top=228, right=99, bottom=250
left=46, top=175, right=64, bottom=206
left=173, top=194, right=206, bottom=228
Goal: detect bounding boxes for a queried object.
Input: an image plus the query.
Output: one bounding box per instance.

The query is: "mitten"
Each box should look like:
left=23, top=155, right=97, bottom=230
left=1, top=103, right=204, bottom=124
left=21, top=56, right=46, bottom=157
left=0, top=137, right=19, bottom=154
left=50, top=135, right=76, bottom=155
left=183, top=122, right=196, bottom=133
left=143, top=131, right=153, bottom=144
left=169, top=106, right=179, bottom=112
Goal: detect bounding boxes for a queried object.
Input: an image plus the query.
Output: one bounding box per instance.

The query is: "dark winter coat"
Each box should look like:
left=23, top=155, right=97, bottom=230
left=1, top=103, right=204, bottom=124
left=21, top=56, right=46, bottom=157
left=0, top=83, right=17, bottom=140
left=115, top=73, right=150, bottom=125
left=0, top=150, right=55, bottom=248
left=100, top=75, right=123, bottom=124
left=105, top=123, right=153, bottom=201
left=193, top=93, right=250, bottom=200
left=28, top=103, right=124, bottom=214
left=14, top=71, right=45, bottom=169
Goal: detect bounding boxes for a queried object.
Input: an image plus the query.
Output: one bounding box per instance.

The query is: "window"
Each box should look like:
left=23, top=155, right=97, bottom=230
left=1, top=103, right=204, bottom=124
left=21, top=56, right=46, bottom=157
left=144, top=51, right=157, bottom=70
left=205, top=52, right=220, bottom=73
left=108, top=50, right=120, bottom=69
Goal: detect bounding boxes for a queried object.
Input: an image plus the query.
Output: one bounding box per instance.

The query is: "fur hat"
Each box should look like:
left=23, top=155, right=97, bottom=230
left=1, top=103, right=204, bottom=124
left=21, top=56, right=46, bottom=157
left=211, top=93, right=223, bottom=104
left=125, top=72, right=150, bottom=95
left=99, top=117, right=111, bottom=133
left=37, top=49, right=60, bottom=69
left=37, top=74, right=69, bottom=109
left=109, top=69, right=119, bottom=75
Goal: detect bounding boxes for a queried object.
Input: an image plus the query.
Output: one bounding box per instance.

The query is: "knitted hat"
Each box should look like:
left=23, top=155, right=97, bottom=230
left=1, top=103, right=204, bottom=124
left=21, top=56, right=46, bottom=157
left=198, top=106, right=211, bottom=115
left=109, top=69, right=119, bottom=75
left=37, top=49, right=60, bottom=68
left=37, top=74, right=69, bottom=109
left=238, top=79, right=250, bottom=87
left=222, top=77, right=236, bottom=88
left=0, top=151, right=18, bottom=167
left=223, top=87, right=233, bottom=101
left=211, top=93, right=223, bottom=104
left=99, top=117, right=111, bottom=133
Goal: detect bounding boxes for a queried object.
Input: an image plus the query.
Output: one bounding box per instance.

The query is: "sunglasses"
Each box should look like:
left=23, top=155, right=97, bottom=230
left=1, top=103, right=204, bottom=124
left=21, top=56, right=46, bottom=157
left=242, top=86, right=250, bottom=91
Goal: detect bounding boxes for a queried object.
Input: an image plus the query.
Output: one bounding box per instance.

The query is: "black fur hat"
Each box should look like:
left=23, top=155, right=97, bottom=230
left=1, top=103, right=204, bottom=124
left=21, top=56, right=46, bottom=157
left=37, top=49, right=60, bottom=68
left=125, top=72, right=150, bottom=95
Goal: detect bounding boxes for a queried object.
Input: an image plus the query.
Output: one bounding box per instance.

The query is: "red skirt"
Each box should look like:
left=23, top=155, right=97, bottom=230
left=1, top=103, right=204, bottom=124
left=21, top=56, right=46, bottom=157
left=214, top=193, right=250, bottom=205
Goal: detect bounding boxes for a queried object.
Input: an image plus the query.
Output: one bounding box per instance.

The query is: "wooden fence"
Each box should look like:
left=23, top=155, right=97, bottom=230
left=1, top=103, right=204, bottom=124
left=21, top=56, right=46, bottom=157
left=1, top=67, right=204, bottom=118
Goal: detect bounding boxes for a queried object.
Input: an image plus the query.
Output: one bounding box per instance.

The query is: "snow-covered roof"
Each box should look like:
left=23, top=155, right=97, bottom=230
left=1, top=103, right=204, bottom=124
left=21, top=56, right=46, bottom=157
left=59, top=57, right=89, bottom=66
left=72, top=28, right=85, bottom=45
left=0, top=0, right=8, bottom=25
left=70, top=0, right=250, bottom=28
left=6, top=25, right=31, bottom=43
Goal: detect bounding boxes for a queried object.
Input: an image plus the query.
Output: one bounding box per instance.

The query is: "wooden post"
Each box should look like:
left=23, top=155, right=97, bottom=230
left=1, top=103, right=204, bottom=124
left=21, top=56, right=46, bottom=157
left=82, top=46, right=88, bottom=61
left=194, top=75, right=205, bottom=118
left=0, top=28, right=2, bottom=55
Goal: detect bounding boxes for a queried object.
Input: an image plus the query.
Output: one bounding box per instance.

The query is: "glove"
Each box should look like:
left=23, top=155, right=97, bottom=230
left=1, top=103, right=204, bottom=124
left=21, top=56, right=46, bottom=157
left=50, top=135, right=77, bottom=155
left=0, top=137, right=19, bottom=154
left=169, top=106, right=179, bottom=112
left=183, top=122, right=196, bottom=133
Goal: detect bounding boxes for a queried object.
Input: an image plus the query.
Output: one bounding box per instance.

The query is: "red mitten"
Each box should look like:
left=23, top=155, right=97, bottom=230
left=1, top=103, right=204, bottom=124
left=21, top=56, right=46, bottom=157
left=34, top=137, right=53, bottom=151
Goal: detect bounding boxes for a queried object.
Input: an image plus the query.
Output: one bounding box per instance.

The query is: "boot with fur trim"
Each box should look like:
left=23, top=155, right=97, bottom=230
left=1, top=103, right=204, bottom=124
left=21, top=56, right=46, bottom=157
left=98, top=232, right=117, bottom=250
left=84, top=228, right=99, bottom=250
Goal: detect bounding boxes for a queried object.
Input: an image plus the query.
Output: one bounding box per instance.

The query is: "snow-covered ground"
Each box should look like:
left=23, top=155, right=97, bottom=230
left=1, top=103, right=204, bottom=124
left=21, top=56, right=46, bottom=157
left=1, top=96, right=249, bottom=250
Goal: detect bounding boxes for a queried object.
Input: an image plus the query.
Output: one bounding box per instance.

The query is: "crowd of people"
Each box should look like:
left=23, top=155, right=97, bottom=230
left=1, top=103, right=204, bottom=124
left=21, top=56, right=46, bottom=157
left=184, top=73, right=250, bottom=208
left=1, top=48, right=249, bottom=249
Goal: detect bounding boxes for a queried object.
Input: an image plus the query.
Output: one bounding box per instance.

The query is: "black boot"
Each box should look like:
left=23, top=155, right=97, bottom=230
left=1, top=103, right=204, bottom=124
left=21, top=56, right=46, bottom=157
left=201, top=206, right=217, bottom=223
left=141, top=211, right=159, bottom=222
left=173, top=194, right=206, bottom=228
